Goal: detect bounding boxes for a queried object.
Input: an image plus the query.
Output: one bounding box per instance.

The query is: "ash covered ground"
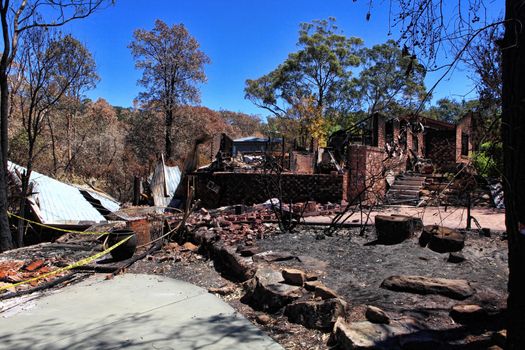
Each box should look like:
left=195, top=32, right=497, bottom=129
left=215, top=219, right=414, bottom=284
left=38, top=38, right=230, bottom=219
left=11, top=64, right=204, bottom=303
left=130, top=225, right=508, bottom=349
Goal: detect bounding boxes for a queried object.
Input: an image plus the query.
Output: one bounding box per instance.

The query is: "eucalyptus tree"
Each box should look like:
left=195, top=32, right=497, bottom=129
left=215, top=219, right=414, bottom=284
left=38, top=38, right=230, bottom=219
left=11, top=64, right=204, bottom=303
left=129, top=19, right=210, bottom=161
left=356, top=40, right=426, bottom=116
left=245, top=18, right=362, bottom=121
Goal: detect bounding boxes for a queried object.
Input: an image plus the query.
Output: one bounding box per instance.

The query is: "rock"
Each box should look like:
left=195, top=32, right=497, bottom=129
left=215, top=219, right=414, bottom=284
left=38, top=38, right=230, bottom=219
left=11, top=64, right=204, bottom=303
left=314, top=284, right=339, bottom=300
left=255, top=313, right=271, bottom=325
left=237, top=246, right=259, bottom=257
left=252, top=251, right=297, bottom=263
left=419, top=225, right=465, bottom=253
left=208, top=285, right=235, bottom=296
left=304, top=280, right=323, bottom=291
left=286, top=297, right=347, bottom=330
left=331, top=318, right=419, bottom=350
left=242, top=267, right=303, bottom=312
left=447, top=252, right=465, bottom=263
left=212, top=244, right=256, bottom=282
left=381, top=275, right=475, bottom=300
left=450, top=304, right=488, bottom=323
left=365, top=305, right=390, bottom=324
left=181, top=242, right=199, bottom=252
left=375, top=215, right=414, bottom=244
left=398, top=332, right=443, bottom=350
left=306, top=272, right=319, bottom=281
left=282, top=268, right=306, bottom=286
left=193, top=227, right=218, bottom=246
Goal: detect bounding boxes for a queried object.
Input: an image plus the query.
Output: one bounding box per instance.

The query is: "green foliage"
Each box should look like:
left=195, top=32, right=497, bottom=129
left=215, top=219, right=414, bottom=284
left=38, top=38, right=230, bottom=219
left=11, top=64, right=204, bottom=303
left=355, top=39, right=427, bottom=115
left=245, top=18, right=362, bottom=118
left=425, top=98, right=469, bottom=123
left=472, top=141, right=503, bottom=178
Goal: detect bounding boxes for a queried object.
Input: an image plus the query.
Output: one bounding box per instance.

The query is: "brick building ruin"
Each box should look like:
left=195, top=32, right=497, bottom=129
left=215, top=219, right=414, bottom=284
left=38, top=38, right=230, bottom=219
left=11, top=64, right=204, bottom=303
left=193, top=112, right=483, bottom=208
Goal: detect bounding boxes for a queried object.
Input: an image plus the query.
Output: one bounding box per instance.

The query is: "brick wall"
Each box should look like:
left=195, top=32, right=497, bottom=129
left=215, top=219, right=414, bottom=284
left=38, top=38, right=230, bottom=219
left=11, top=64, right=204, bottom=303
left=290, top=151, right=315, bottom=174
left=347, top=145, right=390, bottom=206
left=456, top=114, right=472, bottom=164
left=425, top=129, right=456, bottom=170
left=193, top=172, right=343, bottom=208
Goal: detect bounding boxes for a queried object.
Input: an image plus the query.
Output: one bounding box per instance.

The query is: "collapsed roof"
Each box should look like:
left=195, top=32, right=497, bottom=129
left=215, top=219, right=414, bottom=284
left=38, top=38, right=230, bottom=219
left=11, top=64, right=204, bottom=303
left=8, top=161, right=120, bottom=226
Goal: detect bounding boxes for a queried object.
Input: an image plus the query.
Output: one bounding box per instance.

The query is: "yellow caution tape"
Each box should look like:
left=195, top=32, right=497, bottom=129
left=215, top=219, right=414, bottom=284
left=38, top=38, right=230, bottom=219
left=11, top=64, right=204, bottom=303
left=0, top=235, right=132, bottom=292
left=7, top=211, right=114, bottom=235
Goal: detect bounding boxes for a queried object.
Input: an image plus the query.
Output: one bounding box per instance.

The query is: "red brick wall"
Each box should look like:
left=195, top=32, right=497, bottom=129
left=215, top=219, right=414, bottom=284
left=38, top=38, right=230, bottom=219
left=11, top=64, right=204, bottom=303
left=347, top=145, right=390, bottom=206
left=456, top=114, right=472, bottom=163
left=425, top=129, right=456, bottom=171
left=290, top=151, right=315, bottom=174
left=194, top=172, right=343, bottom=208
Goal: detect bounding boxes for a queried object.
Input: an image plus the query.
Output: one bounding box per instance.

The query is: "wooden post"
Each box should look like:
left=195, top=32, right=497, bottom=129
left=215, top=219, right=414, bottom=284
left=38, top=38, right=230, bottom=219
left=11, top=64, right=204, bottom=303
left=133, top=176, right=142, bottom=206
left=466, top=192, right=472, bottom=230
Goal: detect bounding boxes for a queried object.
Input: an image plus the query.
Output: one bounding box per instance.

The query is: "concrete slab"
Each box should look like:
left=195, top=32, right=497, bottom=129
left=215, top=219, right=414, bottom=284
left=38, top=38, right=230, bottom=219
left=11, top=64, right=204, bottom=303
left=0, top=274, right=283, bottom=350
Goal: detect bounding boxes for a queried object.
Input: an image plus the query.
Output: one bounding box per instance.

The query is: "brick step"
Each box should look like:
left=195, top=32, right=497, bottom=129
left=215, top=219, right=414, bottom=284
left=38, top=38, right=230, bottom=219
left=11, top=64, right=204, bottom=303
left=399, top=176, right=426, bottom=181
left=386, top=193, right=419, bottom=200
left=390, top=181, right=421, bottom=189
left=395, top=180, right=425, bottom=186
left=388, top=188, right=419, bottom=196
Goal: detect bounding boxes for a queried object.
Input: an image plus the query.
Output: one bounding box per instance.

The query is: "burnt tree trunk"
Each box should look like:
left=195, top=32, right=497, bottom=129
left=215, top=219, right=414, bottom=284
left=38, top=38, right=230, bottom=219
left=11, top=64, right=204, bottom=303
left=0, top=3, right=13, bottom=252
left=165, top=109, right=173, bottom=161
left=503, top=1, right=525, bottom=348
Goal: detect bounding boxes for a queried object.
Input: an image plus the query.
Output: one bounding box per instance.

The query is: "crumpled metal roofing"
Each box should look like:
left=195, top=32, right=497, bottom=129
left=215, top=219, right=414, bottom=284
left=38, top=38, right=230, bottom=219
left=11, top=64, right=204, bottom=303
left=149, top=158, right=181, bottom=211
left=8, top=161, right=120, bottom=226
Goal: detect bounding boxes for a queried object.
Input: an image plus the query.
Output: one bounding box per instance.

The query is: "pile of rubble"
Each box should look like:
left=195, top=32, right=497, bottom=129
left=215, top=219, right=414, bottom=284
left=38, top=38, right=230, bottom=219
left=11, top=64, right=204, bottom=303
left=185, top=201, right=342, bottom=246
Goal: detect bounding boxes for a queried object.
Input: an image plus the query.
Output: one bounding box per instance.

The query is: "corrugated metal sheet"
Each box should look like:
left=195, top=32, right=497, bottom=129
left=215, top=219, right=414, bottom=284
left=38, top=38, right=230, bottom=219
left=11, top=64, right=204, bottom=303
left=76, top=186, right=121, bottom=213
left=8, top=161, right=113, bottom=226
left=149, top=158, right=181, bottom=211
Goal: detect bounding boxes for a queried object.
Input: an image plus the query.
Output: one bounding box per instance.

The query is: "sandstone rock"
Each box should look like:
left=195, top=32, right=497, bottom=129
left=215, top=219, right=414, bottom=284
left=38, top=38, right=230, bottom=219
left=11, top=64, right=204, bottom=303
left=212, top=244, right=256, bottom=282
left=181, top=242, right=199, bottom=252
left=252, top=251, right=297, bottom=263
left=331, top=318, right=418, bottom=350
left=314, top=283, right=339, bottom=300
left=285, top=297, right=347, bottom=330
left=375, top=215, right=414, bottom=244
left=365, top=305, right=390, bottom=324
left=304, top=280, right=323, bottom=291
left=208, top=285, right=235, bottom=295
left=237, top=246, right=259, bottom=257
left=398, top=332, right=443, bottom=350
left=306, top=272, right=319, bottom=281
left=419, top=225, right=465, bottom=253
left=282, top=268, right=306, bottom=286
left=381, top=275, right=475, bottom=300
left=450, top=304, right=488, bottom=323
left=447, top=252, right=465, bottom=263
left=242, top=267, right=303, bottom=312
left=256, top=313, right=271, bottom=325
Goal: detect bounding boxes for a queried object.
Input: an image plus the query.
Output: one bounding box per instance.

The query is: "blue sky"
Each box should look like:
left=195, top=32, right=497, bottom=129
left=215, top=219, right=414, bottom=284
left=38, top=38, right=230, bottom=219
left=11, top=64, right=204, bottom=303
left=61, top=0, right=504, bottom=119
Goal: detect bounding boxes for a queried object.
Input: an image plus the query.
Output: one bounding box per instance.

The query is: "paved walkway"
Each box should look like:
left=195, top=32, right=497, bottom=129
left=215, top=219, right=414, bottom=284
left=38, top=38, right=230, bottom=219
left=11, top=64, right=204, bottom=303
left=306, top=206, right=506, bottom=231
left=0, top=274, right=283, bottom=350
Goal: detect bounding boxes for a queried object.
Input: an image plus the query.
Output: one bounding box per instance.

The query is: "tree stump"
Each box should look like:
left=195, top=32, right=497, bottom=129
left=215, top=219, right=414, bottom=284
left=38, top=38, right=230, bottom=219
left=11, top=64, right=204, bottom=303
left=419, top=225, right=465, bottom=253
left=375, top=215, right=414, bottom=244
